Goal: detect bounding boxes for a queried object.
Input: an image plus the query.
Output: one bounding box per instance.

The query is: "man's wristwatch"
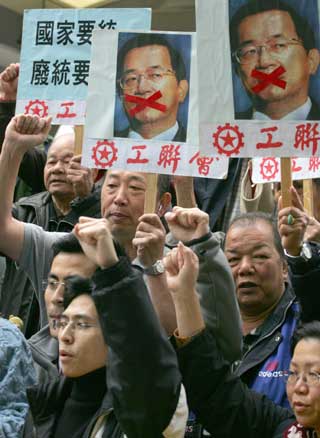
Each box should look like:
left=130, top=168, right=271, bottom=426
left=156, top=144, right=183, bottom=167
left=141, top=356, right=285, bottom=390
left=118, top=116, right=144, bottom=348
left=143, top=260, right=165, bottom=276
left=284, top=242, right=313, bottom=261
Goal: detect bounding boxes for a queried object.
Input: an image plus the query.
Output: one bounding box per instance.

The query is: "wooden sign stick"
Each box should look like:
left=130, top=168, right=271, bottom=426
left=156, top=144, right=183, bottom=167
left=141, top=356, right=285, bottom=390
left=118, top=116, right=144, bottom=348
left=280, top=157, right=292, bottom=208
left=303, top=179, right=314, bottom=216
left=74, top=125, right=84, bottom=155
left=144, top=173, right=158, bottom=214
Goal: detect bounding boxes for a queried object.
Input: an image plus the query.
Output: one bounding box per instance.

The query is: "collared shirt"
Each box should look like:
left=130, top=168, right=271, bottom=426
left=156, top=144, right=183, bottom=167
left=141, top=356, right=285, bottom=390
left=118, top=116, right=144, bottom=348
left=253, top=97, right=312, bottom=121
left=128, top=121, right=179, bottom=141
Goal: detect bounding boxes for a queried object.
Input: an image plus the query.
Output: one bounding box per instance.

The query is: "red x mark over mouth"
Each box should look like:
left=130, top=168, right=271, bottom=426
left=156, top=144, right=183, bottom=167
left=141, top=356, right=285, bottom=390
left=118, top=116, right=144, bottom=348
left=250, top=66, right=287, bottom=93
left=124, top=90, right=167, bottom=116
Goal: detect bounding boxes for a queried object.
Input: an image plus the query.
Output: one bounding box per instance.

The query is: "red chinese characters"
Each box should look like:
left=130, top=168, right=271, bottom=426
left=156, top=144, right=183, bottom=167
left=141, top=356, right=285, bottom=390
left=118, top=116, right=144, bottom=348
left=127, top=145, right=149, bottom=164
left=294, top=123, right=320, bottom=156
left=157, top=144, right=181, bottom=173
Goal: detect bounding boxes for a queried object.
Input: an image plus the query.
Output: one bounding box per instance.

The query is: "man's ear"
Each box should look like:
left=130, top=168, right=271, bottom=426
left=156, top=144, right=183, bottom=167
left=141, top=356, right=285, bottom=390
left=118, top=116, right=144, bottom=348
left=308, top=48, right=320, bottom=75
left=177, top=79, right=189, bottom=103
left=158, top=192, right=171, bottom=217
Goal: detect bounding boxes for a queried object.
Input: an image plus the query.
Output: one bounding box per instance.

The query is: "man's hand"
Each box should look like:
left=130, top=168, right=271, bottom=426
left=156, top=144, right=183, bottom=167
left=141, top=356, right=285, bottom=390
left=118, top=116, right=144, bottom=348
left=0, top=63, right=19, bottom=101
left=305, top=216, right=320, bottom=243
left=3, top=114, right=51, bottom=153
left=163, top=242, right=199, bottom=296
left=165, top=206, right=209, bottom=242
left=66, top=154, right=98, bottom=199
left=73, top=217, right=118, bottom=269
left=132, top=214, right=166, bottom=267
left=278, top=186, right=309, bottom=256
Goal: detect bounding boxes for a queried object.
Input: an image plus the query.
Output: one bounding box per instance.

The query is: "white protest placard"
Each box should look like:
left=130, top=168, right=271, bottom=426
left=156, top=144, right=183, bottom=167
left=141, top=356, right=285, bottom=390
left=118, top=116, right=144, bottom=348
left=82, top=137, right=229, bottom=179
left=16, top=8, right=151, bottom=125
left=200, top=120, right=320, bottom=157
left=83, top=29, right=213, bottom=177
left=196, top=0, right=320, bottom=158
left=252, top=156, right=320, bottom=183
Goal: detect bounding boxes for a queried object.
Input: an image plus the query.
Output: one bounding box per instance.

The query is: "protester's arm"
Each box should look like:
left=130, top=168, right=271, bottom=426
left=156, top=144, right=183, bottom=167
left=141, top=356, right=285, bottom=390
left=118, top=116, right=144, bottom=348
left=165, top=207, right=242, bottom=362
left=164, top=244, right=294, bottom=438
left=278, top=187, right=320, bottom=321
left=0, top=114, right=51, bottom=261
left=132, top=213, right=177, bottom=335
left=0, top=64, right=49, bottom=193
left=173, top=176, right=197, bottom=208
left=74, top=217, right=182, bottom=438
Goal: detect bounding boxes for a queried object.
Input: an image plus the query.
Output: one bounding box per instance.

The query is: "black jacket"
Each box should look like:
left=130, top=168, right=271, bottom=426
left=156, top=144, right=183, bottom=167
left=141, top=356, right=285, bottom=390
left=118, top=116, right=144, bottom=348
left=178, top=329, right=294, bottom=438
left=28, top=258, right=181, bottom=438
left=0, top=189, right=101, bottom=336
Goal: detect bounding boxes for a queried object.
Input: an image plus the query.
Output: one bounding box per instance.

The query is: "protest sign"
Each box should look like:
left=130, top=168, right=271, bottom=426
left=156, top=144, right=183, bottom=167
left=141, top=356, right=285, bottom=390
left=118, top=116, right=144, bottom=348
left=252, top=156, right=320, bottom=183
left=196, top=0, right=320, bottom=158
left=83, top=29, right=222, bottom=177
left=85, top=30, right=198, bottom=144
left=16, top=8, right=151, bottom=124
left=82, top=136, right=229, bottom=178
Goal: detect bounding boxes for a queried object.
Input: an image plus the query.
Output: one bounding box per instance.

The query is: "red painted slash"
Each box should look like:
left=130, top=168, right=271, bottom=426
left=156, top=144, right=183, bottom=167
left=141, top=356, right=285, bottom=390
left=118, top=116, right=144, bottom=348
left=125, top=90, right=167, bottom=116
left=251, top=66, right=286, bottom=93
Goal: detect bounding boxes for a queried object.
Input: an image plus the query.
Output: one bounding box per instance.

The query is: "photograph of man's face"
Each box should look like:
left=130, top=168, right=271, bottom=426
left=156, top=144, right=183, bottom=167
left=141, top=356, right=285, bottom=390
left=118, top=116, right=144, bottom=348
left=229, top=0, right=320, bottom=120
left=114, top=32, right=191, bottom=142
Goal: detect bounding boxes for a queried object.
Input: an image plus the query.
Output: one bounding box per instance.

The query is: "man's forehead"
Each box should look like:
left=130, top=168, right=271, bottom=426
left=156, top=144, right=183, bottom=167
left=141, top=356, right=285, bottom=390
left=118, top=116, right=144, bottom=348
left=62, top=294, right=97, bottom=319
left=105, top=170, right=147, bottom=184
left=238, top=10, right=297, bottom=42
left=225, top=222, right=275, bottom=250
left=47, top=134, right=75, bottom=159
left=51, top=252, right=95, bottom=276
left=123, top=44, right=172, bottom=70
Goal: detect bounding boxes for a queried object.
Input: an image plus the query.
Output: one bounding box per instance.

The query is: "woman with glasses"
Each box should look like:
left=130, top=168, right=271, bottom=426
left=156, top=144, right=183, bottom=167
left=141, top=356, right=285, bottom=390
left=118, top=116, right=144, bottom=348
left=165, top=242, right=320, bottom=437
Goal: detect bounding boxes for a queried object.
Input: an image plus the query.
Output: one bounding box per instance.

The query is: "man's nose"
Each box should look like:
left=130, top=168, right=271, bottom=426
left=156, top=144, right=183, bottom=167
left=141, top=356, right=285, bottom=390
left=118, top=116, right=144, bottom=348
left=256, top=46, right=278, bottom=69
left=113, top=186, right=128, bottom=206
left=136, top=74, right=153, bottom=94
left=51, top=160, right=66, bottom=173
left=59, top=324, right=74, bottom=343
left=51, top=284, right=64, bottom=306
left=238, top=256, right=254, bottom=275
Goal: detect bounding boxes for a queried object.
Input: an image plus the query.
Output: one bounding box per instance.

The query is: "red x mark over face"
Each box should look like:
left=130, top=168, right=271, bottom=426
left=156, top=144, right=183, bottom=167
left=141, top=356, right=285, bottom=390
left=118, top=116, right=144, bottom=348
left=250, top=66, right=287, bottom=94
left=124, top=90, right=167, bottom=116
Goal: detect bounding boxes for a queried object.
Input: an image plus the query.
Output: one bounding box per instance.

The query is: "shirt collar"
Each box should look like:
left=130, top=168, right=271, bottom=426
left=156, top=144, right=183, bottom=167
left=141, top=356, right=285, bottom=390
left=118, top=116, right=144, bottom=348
left=253, top=97, right=312, bottom=121
left=128, top=121, right=179, bottom=141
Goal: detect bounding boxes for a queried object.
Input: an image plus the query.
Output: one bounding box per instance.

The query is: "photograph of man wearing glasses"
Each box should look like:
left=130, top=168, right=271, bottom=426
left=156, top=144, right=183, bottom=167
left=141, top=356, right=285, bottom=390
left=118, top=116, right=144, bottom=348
left=229, top=0, right=320, bottom=120
left=114, top=33, right=190, bottom=142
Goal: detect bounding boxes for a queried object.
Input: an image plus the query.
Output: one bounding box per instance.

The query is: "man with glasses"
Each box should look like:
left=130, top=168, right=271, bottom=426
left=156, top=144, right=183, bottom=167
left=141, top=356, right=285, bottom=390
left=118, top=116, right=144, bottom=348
left=230, top=0, right=320, bottom=120
left=115, top=33, right=189, bottom=141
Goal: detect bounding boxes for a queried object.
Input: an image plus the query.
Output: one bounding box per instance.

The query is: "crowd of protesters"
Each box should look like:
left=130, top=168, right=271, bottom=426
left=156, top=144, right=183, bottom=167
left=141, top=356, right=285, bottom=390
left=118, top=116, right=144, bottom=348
left=1, top=1, right=320, bottom=437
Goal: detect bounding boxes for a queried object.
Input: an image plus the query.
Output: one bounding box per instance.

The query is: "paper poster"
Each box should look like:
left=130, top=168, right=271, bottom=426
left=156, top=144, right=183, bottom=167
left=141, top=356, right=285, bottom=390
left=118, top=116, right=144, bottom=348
left=252, top=156, right=320, bottom=183
left=85, top=30, right=197, bottom=144
left=16, top=8, right=151, bottom=124
left=197, top=0, right=320, bottom=157
left=82, top=137, right=229, bottom=179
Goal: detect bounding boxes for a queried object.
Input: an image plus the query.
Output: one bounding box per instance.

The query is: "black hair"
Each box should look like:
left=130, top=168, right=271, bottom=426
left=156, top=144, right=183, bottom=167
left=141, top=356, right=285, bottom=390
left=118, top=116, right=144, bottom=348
left=116, top=33, right=187, bottom=94
left=227, top=212, right=285, bottom=260
left=63, top=275, right=93, bottom=310
left=291, top=320, right=320, bottom=355
left=230, top=0, right=316, bottom=54
left=52, top=233, right=84, bottom=259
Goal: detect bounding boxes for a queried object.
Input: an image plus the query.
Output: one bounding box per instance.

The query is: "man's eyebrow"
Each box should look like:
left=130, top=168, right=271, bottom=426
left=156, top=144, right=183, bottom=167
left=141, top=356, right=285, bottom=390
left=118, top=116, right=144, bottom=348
left=48, top=273, right=59, bottom=280
left=239, top=34, right=288, bottom=47
left=61, top=313, right=96, bottom=322
left=127, top=175, right=146, bottom=184
left=225, top=243, right=270, bottom=253
left=122, top=65, right=165, bottom=74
